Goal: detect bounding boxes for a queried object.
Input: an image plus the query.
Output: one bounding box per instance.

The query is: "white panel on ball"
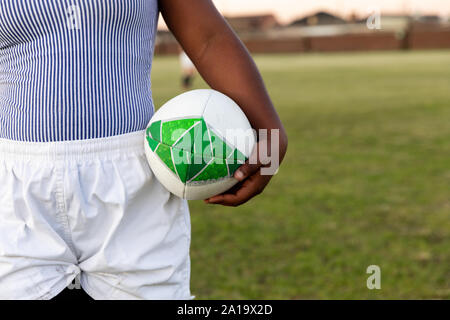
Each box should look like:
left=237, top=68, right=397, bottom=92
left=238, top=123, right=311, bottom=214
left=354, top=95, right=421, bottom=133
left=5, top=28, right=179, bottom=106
left=202, top=90, right=256, bottom=158
left=150, top=89, right=212, bottom=122
left=144, top=144, right=186, bottom=198
left=144, top=89, right=255, bottom=200
left=185, top=177, right=238, bottom=200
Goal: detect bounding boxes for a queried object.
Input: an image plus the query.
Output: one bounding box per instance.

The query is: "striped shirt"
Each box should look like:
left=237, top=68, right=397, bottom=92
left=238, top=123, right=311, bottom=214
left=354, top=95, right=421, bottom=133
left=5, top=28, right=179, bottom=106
left=0, top=0, right=159, bottom=142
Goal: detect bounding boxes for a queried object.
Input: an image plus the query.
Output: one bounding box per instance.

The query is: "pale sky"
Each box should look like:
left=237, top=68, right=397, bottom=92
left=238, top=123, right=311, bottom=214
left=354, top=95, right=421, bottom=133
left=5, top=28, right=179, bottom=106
left=213, top=0, right=450, bottom=22
left=159, top=0, right=450, bottom=28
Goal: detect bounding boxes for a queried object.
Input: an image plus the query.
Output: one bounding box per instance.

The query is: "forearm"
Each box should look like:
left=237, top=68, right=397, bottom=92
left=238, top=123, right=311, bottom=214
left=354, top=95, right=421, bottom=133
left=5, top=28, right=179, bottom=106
left=160, top=0, right=287, bottom=155
left=194, top=31, right=284, bottom=136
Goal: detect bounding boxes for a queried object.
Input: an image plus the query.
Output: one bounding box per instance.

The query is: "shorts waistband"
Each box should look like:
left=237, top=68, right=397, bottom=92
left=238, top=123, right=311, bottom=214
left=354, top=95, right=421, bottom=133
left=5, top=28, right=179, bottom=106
left=0, top=130, right=146, bottom=162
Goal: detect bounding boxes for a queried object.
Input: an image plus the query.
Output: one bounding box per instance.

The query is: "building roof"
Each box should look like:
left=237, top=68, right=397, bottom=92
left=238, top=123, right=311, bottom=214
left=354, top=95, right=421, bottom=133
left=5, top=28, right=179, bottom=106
left=225, top=14, right=279, bottom=32
left=290, top=11, right=347, bottom=26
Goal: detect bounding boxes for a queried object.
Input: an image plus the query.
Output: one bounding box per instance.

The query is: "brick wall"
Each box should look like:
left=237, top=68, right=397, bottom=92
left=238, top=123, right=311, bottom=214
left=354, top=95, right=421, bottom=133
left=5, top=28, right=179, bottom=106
left=306, top=33, right=402, bottom=52
left=243, top=38, right=306, bottom=53
left=154, top=30, right=450, bottom=55
left=154, top=42, right=179, bottom=55
left=408, top=30, right=450, bottom=49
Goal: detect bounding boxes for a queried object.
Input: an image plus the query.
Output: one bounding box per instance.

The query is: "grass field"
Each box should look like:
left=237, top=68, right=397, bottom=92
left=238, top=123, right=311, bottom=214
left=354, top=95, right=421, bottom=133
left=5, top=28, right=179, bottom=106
left=151, top=50, right=450, bottom=299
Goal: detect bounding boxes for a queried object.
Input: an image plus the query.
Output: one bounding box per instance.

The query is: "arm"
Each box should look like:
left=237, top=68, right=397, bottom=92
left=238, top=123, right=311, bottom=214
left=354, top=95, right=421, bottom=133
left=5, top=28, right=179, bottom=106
left=159, top=0, right=288, bottom=206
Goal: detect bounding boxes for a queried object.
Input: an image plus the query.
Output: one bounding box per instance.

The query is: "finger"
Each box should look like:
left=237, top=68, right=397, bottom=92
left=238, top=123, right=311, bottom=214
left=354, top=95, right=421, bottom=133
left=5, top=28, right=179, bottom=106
left=207, top=172, right=271, bottom=206
left=222, top=175, right=270, bottom=206
left=204, top=182, right=242, bottom=204
left=234, top=142, right=262, bottom=181
left=206, top=176, right=254, bottom=204
left=205, top=191, right=232, bottom=204
left=234, top=160, right=261, bottom=182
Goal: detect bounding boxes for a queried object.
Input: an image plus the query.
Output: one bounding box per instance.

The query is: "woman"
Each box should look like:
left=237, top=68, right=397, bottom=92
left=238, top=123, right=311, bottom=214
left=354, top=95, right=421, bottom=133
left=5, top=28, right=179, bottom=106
left=0, top=0, right=287, bottom=299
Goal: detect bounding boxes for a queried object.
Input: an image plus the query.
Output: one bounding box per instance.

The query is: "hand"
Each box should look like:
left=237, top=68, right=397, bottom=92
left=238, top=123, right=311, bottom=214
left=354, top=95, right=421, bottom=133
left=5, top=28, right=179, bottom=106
left=204, top=137, right=287, bottom=207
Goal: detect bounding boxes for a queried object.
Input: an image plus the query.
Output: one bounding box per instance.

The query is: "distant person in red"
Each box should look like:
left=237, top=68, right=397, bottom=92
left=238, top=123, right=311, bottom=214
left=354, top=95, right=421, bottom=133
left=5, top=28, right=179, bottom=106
left=179, top=49, right=196, bottom=89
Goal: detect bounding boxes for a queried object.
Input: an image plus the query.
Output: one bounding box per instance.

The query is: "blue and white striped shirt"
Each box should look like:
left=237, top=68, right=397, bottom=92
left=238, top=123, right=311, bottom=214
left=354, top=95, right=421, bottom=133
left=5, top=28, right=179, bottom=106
left=0, top=0, right=159, bottom=142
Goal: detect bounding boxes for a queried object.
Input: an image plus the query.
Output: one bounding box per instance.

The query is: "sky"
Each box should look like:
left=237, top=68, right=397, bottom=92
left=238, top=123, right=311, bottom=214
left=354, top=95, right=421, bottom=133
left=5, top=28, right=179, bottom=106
left=213, top=0, right=450, bottom=22
left=158, top=0, right=450, bottom=28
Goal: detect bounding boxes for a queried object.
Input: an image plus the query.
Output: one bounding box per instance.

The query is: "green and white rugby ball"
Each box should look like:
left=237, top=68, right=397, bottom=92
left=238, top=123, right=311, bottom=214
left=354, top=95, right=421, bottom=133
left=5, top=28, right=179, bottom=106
left=144, top=89, right=256, bottom=200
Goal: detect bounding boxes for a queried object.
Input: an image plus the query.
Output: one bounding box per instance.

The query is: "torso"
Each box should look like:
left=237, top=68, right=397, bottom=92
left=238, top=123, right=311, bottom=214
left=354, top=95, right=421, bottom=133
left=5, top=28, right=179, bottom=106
left=0, top=0, right=159, bottom=142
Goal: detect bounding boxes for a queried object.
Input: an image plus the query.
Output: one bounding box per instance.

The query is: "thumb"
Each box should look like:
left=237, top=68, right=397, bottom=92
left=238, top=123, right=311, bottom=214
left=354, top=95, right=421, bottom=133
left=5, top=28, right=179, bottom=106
left=234, top=147, right=261, bottom=181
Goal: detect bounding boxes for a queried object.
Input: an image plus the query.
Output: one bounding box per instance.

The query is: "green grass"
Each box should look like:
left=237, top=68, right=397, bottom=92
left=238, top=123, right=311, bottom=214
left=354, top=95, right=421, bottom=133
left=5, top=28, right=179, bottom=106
left=151, top=50, right=450, bottom=299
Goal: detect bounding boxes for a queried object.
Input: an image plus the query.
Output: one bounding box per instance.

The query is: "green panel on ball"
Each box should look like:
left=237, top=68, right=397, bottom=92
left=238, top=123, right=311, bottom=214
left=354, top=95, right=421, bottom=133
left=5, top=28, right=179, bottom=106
left=173, top=123, right=199, bottom=153
left=192, top=118, right=212, bottom=157
left=193, top=158, right=229, bottom=182
left=231, top=148, right=247, bottom=163
left=226, top=159, right=243, bottom=176
left=150, top=116, right=250, bottom=184
left=146, top=136, right=160, bottom=152
left=209, top=129, right=233, bottom=159
left=148, top=120, right=161, bottom=141
left=161, top=118, right=202, bottom=146
left=172, top=147, right=191, bottom=183
left=226, top=148, right=247, bottom=177
left=155, top=143, right=176, bottom=175
left=186, top=153, right=213, bottom=182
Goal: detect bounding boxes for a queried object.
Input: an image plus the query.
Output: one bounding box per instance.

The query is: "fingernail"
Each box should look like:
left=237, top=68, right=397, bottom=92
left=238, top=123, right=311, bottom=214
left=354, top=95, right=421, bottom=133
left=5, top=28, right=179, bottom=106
left=235, top=170, right=244, bottom=180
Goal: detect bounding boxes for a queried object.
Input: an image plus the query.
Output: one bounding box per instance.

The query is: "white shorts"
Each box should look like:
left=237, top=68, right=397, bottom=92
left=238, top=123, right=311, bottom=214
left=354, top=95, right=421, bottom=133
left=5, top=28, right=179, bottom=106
left=0, top=130, right=192, bottom=300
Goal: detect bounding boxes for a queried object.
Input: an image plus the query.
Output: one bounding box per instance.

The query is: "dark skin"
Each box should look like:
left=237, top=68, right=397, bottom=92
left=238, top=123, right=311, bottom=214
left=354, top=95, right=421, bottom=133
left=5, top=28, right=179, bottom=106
left=160, top=0, right=288, bottom=206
